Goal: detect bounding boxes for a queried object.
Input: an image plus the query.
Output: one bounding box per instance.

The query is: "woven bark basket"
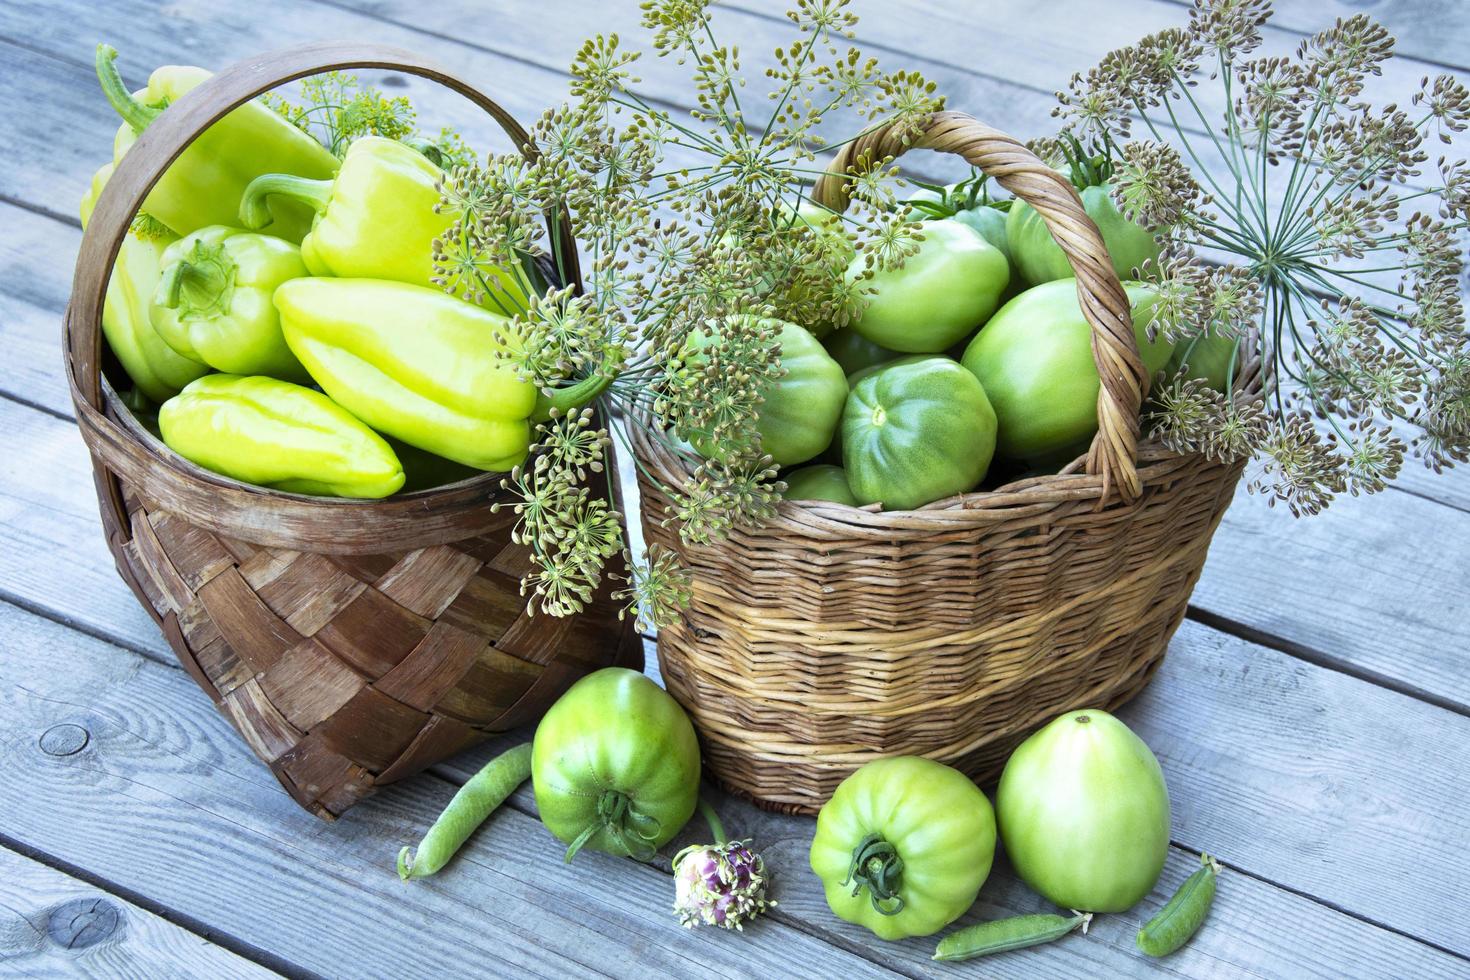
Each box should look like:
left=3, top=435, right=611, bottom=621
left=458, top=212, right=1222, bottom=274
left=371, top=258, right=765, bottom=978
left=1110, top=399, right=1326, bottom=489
left=631, top=111, right=1261, bottom=814
left=64, top=42, right=640, bottom=820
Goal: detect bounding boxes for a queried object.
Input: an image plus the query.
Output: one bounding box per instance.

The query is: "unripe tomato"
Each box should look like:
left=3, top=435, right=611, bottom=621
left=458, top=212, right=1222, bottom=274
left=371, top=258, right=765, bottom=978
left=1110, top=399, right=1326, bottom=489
left=848, top=219, right=1010, bottom=353
left=996, top=709, right=1171, bottom=913
left=1007, top=184, right=1159, bottom=287
left=961, top=280, right=1172, bottom=462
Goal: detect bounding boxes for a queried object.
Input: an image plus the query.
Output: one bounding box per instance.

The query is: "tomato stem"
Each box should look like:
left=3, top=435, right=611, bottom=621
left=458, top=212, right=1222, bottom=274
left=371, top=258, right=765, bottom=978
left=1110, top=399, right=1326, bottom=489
left=843, top=833, right=906, bottom=915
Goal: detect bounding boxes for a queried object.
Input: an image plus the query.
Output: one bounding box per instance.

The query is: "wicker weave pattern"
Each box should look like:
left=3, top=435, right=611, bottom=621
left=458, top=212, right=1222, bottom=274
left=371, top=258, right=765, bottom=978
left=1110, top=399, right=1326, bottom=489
left=111, top=481, right=635, bottom=819
left=634, top=111, right=1262, bottom=813
left=63, top=43, right=638, bottom=819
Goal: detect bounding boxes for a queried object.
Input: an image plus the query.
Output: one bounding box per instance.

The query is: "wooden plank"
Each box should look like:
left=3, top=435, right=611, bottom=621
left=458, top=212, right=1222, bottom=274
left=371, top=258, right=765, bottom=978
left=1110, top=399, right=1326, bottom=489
left=438, top=626, right=1470, bottom=974
left=0, top=845, right=277, bottom=978
left=1218, top=0, right=1470, bottom=73
left=0, top=600, right=900, bottom=980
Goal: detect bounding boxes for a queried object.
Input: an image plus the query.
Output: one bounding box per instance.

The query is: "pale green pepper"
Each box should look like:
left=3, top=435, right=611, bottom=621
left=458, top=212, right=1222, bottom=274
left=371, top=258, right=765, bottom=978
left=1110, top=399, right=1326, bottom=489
left=159, top=375, right=405, bottom=498
left=276, top=278, right=607, bottom=472
left=96, top=45, right=339, bottom=240
left=149, top=226, right=310, bottom=381
left=240, top=136, right=532, bottom=316
left=80, top=164, right=210, bottom=404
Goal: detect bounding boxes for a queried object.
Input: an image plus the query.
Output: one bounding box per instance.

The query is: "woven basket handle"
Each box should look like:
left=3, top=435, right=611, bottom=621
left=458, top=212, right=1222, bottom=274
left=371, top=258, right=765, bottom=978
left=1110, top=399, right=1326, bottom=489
left=812, top=110, right=1147, bottom=501
left=67, top=40, right=578, bottom=412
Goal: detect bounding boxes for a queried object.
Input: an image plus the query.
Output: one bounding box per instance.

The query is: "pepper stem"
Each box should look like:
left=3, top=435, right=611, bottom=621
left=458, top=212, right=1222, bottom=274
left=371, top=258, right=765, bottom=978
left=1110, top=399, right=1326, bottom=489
left=239, top=173, right=334, bottom=230
left=157, top=240, right=235, bottom=317
left=96, top=44, right=161, bottom=134
left=842, top=833, right=906, bottom=916
left=532, top=370, right=616, bottom=422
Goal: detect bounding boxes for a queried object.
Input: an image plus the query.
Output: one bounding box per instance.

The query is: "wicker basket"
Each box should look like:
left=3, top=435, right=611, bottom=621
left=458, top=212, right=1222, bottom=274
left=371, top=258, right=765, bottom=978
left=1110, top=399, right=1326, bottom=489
left=632, top=111, right=1262, bottom=814
left=64, top=42, right=639, bottom=820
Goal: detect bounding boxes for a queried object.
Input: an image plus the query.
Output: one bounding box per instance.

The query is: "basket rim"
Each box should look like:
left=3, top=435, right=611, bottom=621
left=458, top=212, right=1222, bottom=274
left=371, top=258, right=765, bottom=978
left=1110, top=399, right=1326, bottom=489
left=628, top=326, right=1263, bottom=533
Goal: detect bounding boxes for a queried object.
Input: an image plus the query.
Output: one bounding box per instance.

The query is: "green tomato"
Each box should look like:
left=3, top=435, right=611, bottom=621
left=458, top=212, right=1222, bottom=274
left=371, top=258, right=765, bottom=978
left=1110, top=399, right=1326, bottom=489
left=824, top=328, right=900, bottom=378
left=997, top=710, right=1171, bottom=913
left=962, top=280, right=1173, bottom=462
left=952, top=204, right=1012, bottom=265
left=842, top=357, right=997, bottom=510
left=1007, top=184, right=1160, bottom=287
left=849, top=219, right=1010, bottom=353
left=774, top=201, right=853, bottom=338
left=532, top=668, right=700, bottom=861
left=781, top=463, right=857, bottom=505
left=1166, top=331, right=1243, bottom=393
left=810, top=756, right=997, bottom=941
left=688, top=318, right=847, bottom=466
left=846, top=352, right=932, bottom=388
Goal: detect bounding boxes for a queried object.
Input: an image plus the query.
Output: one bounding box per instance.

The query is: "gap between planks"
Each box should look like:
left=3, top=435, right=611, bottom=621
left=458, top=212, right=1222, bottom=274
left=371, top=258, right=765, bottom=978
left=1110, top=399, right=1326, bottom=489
left=0, top=835, right=306, bottom=979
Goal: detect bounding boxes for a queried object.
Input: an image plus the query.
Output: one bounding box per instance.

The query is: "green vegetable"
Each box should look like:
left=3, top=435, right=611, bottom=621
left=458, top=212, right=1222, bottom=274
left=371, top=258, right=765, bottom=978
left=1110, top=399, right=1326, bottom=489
left=159, top=375, right=405, bottom=497
left=78, top=192, right=209, bottom=402
left=240, top=135, right=531, bottom=317
left=397, top=743, right=533, bottom=880
left=149, top=226, right=310, bottom=381
left=823, top=329, right=900, bottom=377
left=95, top=44, right=339, bottom=241
left=962, top=280, right=1171, bottom=462
left=848, top=219, right=1009, bottom=353
left=387, top=437, right=481, bottom=493
left=997, top=709, right=1171, bottom=913
left=1166, top=332, right=1242, bottom=393
left=951, top=204, right=1012, bottom=265
left=842, top=357, right=997, bottom=510
left=532, top=668, right=700, bottom=862
left=689, top=318, right=847, bottom=466
left=276, top=278, right=601, bottom=472
left=933, top=911, right=1091, bottom=962
left=1137, top=852, right=1221, bottom=957
left=771, top=201, right=853, bottom=338
left=809, top=756, right=997, bottom=941
left=1007, top=188, right=1159, bottom=287
left=781, top=464, right=857, bottom=505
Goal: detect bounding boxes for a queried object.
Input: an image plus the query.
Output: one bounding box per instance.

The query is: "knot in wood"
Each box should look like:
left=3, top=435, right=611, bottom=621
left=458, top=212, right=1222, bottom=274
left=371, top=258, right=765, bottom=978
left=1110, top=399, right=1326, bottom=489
left=39, top=724, right=89, bottom=757
left=47, top=898, right=120, bottom=950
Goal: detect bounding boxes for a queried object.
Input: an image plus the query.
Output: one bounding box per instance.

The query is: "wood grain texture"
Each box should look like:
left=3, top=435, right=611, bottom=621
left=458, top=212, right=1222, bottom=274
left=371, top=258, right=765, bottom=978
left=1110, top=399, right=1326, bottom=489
left=0, top=846, right=276, bottom=979
left=0, top=602, right=898, bottom=980
left=441, top=623, right=1470, bottom=971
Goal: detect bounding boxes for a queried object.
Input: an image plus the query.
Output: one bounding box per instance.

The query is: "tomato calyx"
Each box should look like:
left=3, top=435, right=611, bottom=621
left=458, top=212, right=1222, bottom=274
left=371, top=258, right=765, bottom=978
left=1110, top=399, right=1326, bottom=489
left=564, top=788, right=663, bottom=864
left=843, top=833, right=907, bottom=915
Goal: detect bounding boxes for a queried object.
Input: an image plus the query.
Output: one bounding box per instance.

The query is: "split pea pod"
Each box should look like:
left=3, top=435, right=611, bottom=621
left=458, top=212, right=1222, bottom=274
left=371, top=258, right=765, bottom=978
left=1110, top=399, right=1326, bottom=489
left=397, top=743, right=533, bottom=881
left=933, top=910, right=1091, bottom=962
left=1136, top=852, right=1221, bottom=957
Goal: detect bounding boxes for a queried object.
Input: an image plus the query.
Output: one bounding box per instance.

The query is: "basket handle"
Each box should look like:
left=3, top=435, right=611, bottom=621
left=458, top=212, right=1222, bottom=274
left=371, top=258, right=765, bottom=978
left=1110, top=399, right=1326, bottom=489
left=812, top=110, right=1148, bottom=502
left=67, top=40, right=580, bottom=413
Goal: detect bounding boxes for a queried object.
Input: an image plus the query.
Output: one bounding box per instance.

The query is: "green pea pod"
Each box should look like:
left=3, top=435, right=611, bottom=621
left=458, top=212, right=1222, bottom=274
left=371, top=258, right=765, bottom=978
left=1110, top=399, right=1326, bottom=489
left=398, top=743, right=533, bottom=881
left=933, top=911, right=1091, bottom=962
left=1136, top=853, right=1221, bottom=957
left=159, top=375, right=405, bottom=498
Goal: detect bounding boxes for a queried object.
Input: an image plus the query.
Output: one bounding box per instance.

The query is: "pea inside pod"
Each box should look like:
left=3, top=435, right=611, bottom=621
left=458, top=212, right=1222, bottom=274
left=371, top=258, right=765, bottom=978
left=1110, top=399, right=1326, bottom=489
left=1136, top=852, right=1221, bottom=957
left=933, top=910, right=1091, bottom=962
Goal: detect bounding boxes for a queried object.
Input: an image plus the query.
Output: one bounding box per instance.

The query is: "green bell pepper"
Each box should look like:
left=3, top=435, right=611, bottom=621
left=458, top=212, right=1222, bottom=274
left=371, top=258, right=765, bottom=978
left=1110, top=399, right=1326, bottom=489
left=80, top=164, right=211, bottom=404
left=149, top=226, right=310, bottom=381
left=842, top=356, right=998, bottom=510
left=275, top=278, right=606, bottom=472
left=239, top=136, right=531, bottom=317
left=95, top=44, right=339, bottom=241
left=159, top=375, right=405, bottom=498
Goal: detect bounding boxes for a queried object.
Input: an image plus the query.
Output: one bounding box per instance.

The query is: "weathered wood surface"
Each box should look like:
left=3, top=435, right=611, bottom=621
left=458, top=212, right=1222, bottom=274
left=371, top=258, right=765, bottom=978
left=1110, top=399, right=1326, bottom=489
left=0, top=847, right=277, bottom=979
left=3, top=0, right=1470, bottom=977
